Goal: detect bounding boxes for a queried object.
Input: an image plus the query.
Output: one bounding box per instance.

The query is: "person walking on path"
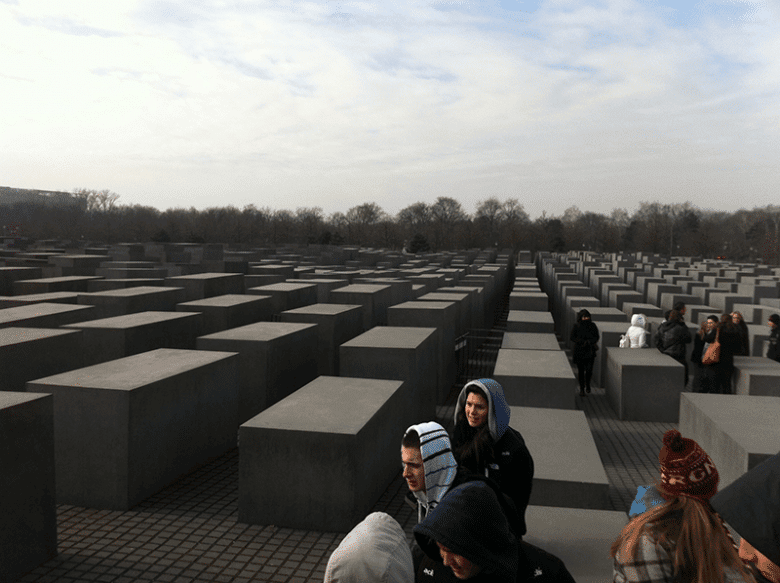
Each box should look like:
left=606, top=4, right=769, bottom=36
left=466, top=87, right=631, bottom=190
left=570, top=309, right=600, bottom=396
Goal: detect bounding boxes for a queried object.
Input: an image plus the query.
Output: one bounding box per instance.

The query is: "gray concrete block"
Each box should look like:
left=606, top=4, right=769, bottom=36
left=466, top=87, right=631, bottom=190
left=509, top=292, right=549, bottom=312
left=679, top=392, right=780, bottom=490
left=387, top=301, right=457, bottom=399
left=63, top=311, right=204, bottom=366
left=439, top=286, right=485, bottom=330
left=77, top=286, right=185, bottom=319
left=94, top=267, right=169, bottom=279
left=340, top=326, right=438, bottom=422
left=197, top=322, right=319, bottom=423
left=0, top=302, right=96, bottom=330
left=280, top=303, right=363, bottom=376
left=177, top=294, right=274, bottom=335
left=164, top=273, right=244, bottom=301
left=0, top=266, right=42, bottom=295
left=417, top=292, right=470, bottom=337
left=87, top=278, right=166, bottom=292
left=584, top=307, right=629, bottom=323
left=238, top=376, right=408, bottom=532
left=605, top=347, right=685, bottom=422
left=13, top=276, right=103, bottom=295
left=247, top=282, right=319, bottom=316
left=0, top=392, right=57, bottom=582
left=506, top=310, right=555, bottom=334
left=733, top=356, right=780, bottom=396
left=510, top=407, right=610, bottom=509
left=297, top=278, right=351, bottom=303
left=493, top=349, right=576, bottom=409
left=524, top=507, right=626, bottom=583
left=708, top=292, right=753, bottom=315
left=621, top=302, right=663, bottom=319
left=609, top=290, right=643, bottom=311
left=355, top=278, right=414, bottom=307
left=328, top=284, right=393, bottom=330
left=0, top=291, right=79, bottom=308
left=501, top=332, right=561, bottom=351
left=646, top=282, right=681, bottom=308
left=0, top=328, right=84, bottom=392
left=25, top=349, right=240, bottom=510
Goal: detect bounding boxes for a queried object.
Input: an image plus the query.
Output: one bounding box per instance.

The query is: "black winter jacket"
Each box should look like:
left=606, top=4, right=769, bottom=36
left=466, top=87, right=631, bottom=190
left=656, top=320, right=691, bottom=360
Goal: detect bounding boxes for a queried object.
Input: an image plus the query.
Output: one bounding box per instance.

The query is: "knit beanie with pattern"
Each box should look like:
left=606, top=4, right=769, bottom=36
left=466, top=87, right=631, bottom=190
left=658, top=429, right=719, bottom=501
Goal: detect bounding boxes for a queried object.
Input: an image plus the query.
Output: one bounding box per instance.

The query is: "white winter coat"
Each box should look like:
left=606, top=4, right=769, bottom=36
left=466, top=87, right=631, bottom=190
left=627, top=314, right=648, bottom=348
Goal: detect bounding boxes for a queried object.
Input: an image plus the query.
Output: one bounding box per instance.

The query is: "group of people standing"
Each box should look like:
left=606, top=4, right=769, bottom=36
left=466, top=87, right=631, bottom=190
left=325, top=378, right=577, bottom=582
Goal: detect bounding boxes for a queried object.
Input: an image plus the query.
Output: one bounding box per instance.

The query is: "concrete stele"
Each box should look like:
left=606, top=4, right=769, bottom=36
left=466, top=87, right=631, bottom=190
left=493, top=349, right=576, bottom=409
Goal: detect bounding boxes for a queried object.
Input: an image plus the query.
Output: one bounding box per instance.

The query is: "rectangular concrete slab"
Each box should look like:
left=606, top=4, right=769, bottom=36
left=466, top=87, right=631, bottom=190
left=0, top=391, right=57, bottom=582
left=197, top=321, right=319, bottom=423
left=679, top=392, right=780, bottom=489
left=25, top=349, right=240, bottom=510
left=13, top=276, right=103, bottom=295
left=340, top=326, right=438, bottom=423
left=494, top=349, right=576, bottom=409
left=506, top=310, right=555, bottom=334
left=0, top=327, right=84, bottom=392
left=63, top=311, right=204, bottom=366
left=509, top=292, right=549, bottom=312
left=524, top=506, right=627, bottom=583
left=177, top=294, right=274, bottom=335
left=77, top=286, right=185, bottom=319
left=279, top=303, right=363, bottom=376
left=605, top=347, right=685, bottom=422
left=510, top=407, right=610, bottom=509
left=164, top=273, right=244, bottom=301
left=247, top=282, right=319, bottom=316
left=501, top=332, right=561, bottom=351
left=328, top=284, right=393, bottom=330
left=732, top=356, right=780, bottom=397
left=238, top=376, right=408, bottom=532
left=0, top=302, right=96, bottom=330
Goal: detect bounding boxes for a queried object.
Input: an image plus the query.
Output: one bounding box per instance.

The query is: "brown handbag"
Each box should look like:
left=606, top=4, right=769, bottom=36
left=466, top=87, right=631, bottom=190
left=702, top=330, right=721, bottom=365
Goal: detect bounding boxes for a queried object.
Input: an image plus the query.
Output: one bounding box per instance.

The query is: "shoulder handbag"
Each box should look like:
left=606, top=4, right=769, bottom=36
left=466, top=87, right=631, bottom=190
left=619, top=333, right=630, bottom=348
left=702, top=330, right=721, bottom=365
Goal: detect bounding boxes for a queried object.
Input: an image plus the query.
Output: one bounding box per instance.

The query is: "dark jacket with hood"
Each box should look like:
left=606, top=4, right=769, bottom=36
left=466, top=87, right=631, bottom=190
left=711, top=452, right=780, bottom=583
left=570, top=309, right=600, bottom=364
left=452, top=378, right=534, bottom=537
left=656, top=319, right=691, bottom=361
left=413, top=482, right=576, bottom=583
left=767, top=326, right=780, bottom=362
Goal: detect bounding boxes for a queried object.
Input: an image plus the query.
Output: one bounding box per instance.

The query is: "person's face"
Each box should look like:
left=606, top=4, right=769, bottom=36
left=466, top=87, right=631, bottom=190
left=401, top=446, right=425, bottom=493
left=581, top=315, right=590, bottom=321
left=437, top=542, right=481, bottom=580
left=769, top=320, right=778, bottom=330
left=680, top=306, right=687, bottom=315
left=732, top=313, right=741, bottom=324
left=705, top=319, right=716, bottom=331
left=465, top=391, right=489, bottom=428
left=739, top=538, right=780, bottom=582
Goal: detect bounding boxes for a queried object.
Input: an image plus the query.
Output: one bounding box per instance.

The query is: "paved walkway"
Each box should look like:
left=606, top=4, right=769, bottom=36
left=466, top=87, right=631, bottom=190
left=17, top=310, right=677, bottom=583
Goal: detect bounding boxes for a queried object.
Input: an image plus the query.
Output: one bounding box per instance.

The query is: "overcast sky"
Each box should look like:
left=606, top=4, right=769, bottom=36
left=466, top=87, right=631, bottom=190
left=2, top=0, right=778, bottom=219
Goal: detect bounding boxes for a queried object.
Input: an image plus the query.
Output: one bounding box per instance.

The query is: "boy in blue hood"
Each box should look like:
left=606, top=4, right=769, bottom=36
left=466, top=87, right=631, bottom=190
left=413, top=481, right=576, bottom=583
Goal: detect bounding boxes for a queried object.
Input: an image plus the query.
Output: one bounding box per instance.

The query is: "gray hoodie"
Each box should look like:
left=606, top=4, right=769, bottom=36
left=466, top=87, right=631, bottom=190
left=324, top=512, right=413, bottom=583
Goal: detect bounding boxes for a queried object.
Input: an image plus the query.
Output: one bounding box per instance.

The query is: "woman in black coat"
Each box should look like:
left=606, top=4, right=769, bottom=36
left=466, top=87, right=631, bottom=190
left=570, top=309, right=599, bottom=396
left=656, top=309, right=692, bottom=388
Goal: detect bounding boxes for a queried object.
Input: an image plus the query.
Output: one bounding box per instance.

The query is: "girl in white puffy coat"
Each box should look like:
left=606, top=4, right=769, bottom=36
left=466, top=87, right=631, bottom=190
left=627, top=314, right=648, bottom=348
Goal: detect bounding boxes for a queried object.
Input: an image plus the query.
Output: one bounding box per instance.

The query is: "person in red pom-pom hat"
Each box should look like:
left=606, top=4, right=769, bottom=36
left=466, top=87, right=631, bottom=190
left=610, top=430, right=755, bottom=583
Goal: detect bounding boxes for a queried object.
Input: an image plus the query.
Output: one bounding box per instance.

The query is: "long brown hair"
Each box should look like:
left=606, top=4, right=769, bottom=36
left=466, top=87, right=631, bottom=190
left=610, top=485, right=754, bottom=583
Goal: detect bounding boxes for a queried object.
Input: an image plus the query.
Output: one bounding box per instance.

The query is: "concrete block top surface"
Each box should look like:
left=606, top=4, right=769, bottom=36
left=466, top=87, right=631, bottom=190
left=29, top=348, right=237, bottom=391
left=0, top=326, right=80, bottom=347
left=418, top=292, right=468, bottom=301
left=0, top=390, right=50, bottom=409
left=607, top=346, right=683, bottom=366
left=681, top=393, right=780, bottom=454
left=501, top=332, right=561, bottom=351
left=80, top=286, right=182, bottom=298
left=494, top=349, right=574, bottom=378
left=63, top=311, right=198, bottom=329
left=507, top=311, right=555, bottom=323
left=330, top=284, right=391, bottom=293
left=341, top=326, right=437, bottom=349
left=0, top=302, right=94, bottom=323
left=510, top=406, right=608, bottom=484
left=249, top=282, right=317, bottom=292
left=16, top=276, right=103, bottom=284
left=242, top=376, right=405, bottom=434
left=178, top=294, right=267, bottom=308
left=282, top=303, right=362, bottom=316
left=389, top=300, right=455, bottom=311
left=200, top=321, right=317, bottom=341
left=166, top=272, right=243, bottom=281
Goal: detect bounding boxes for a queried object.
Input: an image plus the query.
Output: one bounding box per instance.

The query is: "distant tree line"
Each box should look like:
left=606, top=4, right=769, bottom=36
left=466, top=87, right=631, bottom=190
left=1, top=188, right=779, bottom=263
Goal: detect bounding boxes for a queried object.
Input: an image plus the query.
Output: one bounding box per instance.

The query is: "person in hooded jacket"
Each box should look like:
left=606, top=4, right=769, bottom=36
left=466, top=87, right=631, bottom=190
left=766, top=314, right=780, bottom=362
left=570, top=309, right=600, bottom=395
left=656, top=309, right=692, bottom=388
left=711, top=452, right=780, bottom=583
left=626, top=314, right=649, bottom=348
left=401, top=421, right=521, bottom=580
left=451, top=378, right=534, bottom=538
left=413, top=481, right=576, bottom=583
left=324, top=512, right=413, bottom=583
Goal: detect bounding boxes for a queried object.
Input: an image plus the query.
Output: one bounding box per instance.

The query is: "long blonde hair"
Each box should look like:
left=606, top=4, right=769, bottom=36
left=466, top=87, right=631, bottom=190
left=611, top=486, right=754, bottom=583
